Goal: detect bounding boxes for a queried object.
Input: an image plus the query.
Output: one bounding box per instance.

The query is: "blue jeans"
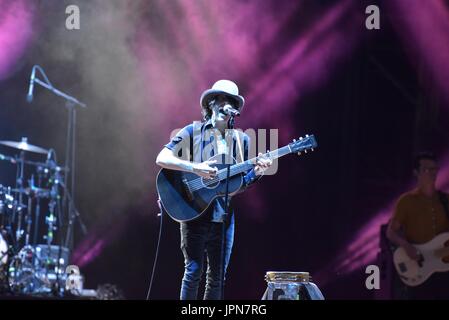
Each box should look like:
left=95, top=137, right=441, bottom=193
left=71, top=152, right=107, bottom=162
left=179, top=214, right=234, bottom=300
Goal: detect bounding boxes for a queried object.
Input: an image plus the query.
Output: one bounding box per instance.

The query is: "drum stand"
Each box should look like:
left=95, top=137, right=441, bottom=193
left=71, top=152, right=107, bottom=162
left=25, top=194, right=33, bottom=246
left=33, top=167, right=46, bottom=245
left=14, top=150, right=26, bottom=245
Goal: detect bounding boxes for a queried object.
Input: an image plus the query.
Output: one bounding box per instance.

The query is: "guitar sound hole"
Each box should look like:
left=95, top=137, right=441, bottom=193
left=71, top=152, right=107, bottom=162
left=201, top=177, right=219, bottom=189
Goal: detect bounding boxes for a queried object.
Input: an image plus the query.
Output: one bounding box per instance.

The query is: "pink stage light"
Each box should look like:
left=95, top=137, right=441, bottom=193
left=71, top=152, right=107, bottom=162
left=72, top=217, right=129, bottom=268
left=244, top=0, right=361, bottom=125
left=387, top=0, right=449, bottom=108
left=72, top=238, right=106, bottom=268
left=0, top=1, right=34, bottom=80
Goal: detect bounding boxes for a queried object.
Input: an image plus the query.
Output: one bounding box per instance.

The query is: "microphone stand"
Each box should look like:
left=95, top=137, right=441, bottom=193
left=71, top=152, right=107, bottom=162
left=220, top=114, right=235, bottom=300
left=63, top=100, right=78, bottom=251
left=26, top=65, right=87, bottom=263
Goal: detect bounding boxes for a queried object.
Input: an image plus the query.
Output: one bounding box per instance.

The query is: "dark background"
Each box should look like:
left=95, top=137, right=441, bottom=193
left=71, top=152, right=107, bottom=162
left=0, top=0, right=448, bottom=299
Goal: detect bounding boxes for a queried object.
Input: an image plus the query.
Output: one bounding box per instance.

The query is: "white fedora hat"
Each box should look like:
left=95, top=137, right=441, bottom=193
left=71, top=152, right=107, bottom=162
left=200, top=80, right=245, bottom=112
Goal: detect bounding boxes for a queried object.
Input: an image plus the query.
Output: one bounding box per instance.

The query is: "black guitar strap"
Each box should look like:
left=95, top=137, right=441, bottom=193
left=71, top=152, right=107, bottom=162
left=438, top=191, right=449, bottom=219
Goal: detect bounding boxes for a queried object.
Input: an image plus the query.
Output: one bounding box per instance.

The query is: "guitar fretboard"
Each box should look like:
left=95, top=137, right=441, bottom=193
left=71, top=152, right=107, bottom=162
left=188, top=145, right=292, bottom=192
left=216, top=145, right=292, bottom=179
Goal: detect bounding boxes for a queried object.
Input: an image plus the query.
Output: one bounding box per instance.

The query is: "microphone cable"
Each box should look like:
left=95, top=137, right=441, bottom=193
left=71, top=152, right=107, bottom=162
left=146, top=198, right=164, bottom=300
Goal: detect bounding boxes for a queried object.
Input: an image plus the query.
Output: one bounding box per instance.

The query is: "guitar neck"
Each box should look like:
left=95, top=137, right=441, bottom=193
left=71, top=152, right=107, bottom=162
left=216, top=145, right=292, bottom=181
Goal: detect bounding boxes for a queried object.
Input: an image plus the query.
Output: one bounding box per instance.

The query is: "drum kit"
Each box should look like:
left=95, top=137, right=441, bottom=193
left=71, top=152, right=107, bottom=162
left=0, top=137, right=70, bottom=295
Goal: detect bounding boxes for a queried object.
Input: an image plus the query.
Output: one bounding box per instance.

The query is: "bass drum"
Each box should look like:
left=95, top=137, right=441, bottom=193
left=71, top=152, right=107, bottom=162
left=8, top=245, right=37, bottom=294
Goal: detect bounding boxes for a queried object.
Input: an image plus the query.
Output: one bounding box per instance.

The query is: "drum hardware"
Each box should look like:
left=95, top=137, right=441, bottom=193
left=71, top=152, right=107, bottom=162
left=0, top=153, right=17, bottom=164
left=44, top=202, right=57, bottom=246
left=8, top=245, right=37, bottom=294
left=57, top=178, right=88, bottom=236
left=22, top=159, right=68, bottom=173
left=0, top=140, right=68, bottom=295
left=14, top=149, right=25, bottom=242
left=27, top=173, right=55, bottom=246
left=0, top=65, right=89, bottom=297
left=7, top=244, right=70, bottom=295
left=1, top=153, right=67, bottom=173
left=24, top=196, right=32, bottom=247
left=1, top=185, right=26, bottom=251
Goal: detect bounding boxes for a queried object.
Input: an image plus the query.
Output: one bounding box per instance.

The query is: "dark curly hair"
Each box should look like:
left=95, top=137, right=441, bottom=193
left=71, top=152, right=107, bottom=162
left=201, top=95, right=238, bottom=121
left=413, top=151, right=437, bottom=171
left=201, top=102, right=213, bottom=121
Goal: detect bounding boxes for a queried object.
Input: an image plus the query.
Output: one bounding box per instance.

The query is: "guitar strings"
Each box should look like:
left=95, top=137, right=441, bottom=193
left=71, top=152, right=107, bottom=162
left=186, top=146, right=292, bottom=192
left=188, top=161, right=254, bottom=191
left=187, top=162, right=251, bottom=192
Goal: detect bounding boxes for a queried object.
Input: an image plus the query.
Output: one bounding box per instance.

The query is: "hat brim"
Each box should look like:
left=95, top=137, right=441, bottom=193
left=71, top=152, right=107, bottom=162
left=200, top=89, right=245, bottom=111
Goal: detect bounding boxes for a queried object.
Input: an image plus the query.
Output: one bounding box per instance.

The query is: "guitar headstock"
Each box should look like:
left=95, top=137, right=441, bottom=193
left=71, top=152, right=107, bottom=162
left=289, top=134, right=318, bottom=155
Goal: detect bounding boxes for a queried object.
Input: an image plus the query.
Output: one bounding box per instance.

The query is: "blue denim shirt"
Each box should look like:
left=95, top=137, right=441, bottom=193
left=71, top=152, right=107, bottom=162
left=165, top=120, right=259, bottom=222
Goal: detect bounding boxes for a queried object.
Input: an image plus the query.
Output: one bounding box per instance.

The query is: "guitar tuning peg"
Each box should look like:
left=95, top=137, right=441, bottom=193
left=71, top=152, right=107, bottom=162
left=293, top=139, right=296, bottom=142
left=299, top=136, right=303, bottom=140
left=297, top=152, right=302, bottom=156
left=311, top=148, right=314, bottom=152
left=305, top=150, right=308, bottom=154
left=305, top=134, right=309, bottom=137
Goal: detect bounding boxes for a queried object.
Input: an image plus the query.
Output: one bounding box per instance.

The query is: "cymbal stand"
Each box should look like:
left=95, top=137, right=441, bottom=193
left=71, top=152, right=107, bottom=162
left=45, top=203, right=57, bottom=246
left=15, top=150, right=26, bottom=244
left=63, top=101, right=76, bottom=251
left=46, top=180, right=63, bottom=296
left=24, top=181, right=33, bottom=246
left=33, top=152, right=53, bottom=246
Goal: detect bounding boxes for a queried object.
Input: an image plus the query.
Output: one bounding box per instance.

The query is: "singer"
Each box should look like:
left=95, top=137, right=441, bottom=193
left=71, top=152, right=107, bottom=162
left=155, top=79, right=272, bottom=300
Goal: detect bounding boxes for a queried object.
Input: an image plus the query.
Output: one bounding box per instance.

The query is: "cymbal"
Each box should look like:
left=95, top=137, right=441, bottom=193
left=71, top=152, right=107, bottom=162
left=0, top=138, right=48, bottom=155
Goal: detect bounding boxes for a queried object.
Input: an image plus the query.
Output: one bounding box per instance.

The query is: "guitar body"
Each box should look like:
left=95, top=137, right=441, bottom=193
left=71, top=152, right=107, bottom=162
left=156, top=154, right=244, bottom=222
left=156, top=133, right=318, bottom=222
left=393, top=232, right=449, bottom=286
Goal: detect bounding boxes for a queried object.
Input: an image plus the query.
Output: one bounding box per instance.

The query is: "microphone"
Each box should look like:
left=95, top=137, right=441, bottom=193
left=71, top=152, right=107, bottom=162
left=26, top=66, right=36, bottom=103
left=223, top=104, right=240, bottom=117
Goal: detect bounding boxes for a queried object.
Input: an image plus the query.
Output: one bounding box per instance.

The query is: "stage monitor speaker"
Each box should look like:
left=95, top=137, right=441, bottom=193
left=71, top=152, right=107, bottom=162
left=261, top=271, right=324, bottom=300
